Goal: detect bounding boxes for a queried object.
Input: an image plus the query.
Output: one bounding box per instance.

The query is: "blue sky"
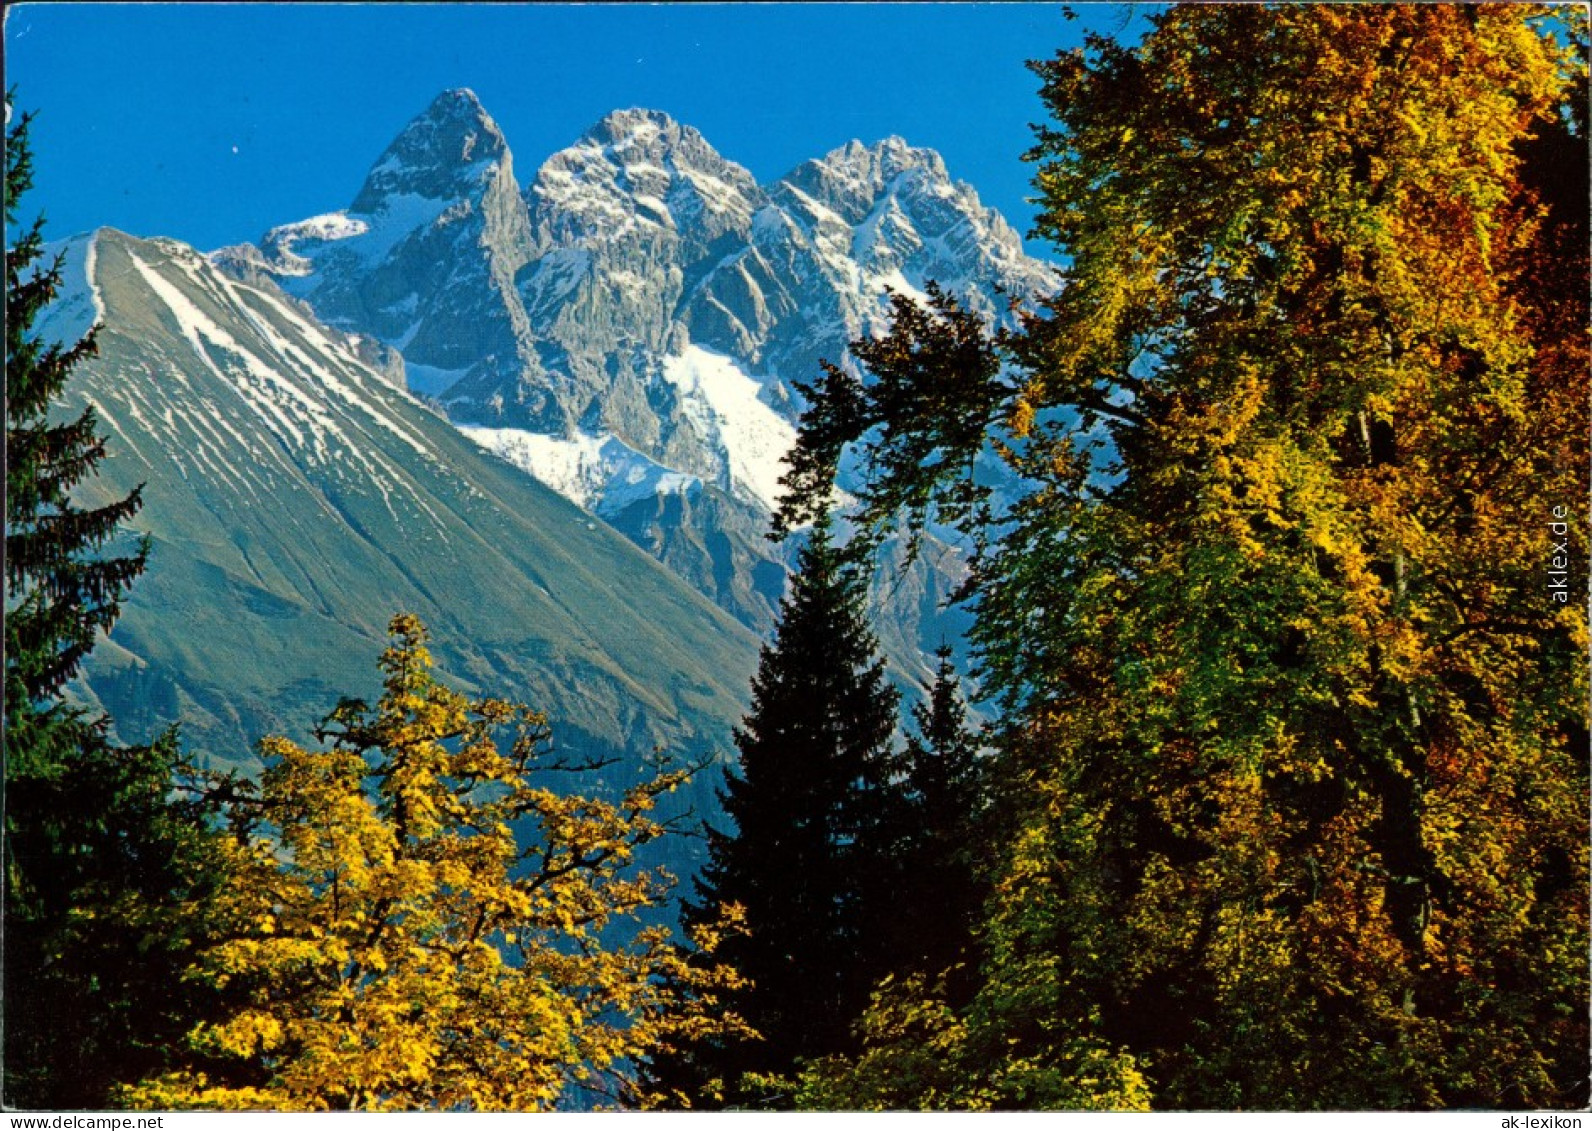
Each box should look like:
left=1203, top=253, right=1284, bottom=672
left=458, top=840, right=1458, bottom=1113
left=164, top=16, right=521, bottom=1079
left=5, top=4, right=1153, bottom=257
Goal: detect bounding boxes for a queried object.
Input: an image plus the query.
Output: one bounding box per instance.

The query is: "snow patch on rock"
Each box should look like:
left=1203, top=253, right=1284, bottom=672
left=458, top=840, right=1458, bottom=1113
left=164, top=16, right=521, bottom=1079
left=458, top=425, right=700, bottom=516
left=660, top=346, right=797, bottom=512
left=36, top=233, right=104, bottom=347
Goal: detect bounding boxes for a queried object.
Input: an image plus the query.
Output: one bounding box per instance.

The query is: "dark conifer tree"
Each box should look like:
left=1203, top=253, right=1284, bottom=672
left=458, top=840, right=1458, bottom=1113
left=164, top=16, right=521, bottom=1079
left=3, top=101, right=226, bottom=1109
left=884, top=646, right=987, bottom=984
left=664, top=515, right=902, bottom=1108
left=4, top=109, right=147, bottom=767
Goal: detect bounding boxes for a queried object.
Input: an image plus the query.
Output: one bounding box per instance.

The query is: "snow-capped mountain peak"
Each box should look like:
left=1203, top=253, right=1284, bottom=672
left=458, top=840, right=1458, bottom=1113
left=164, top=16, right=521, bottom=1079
left=777, top=136, right=952, bottom=225
left=351, top=87, right=511, bottom=212
left=238, top=89, right=539, bottom=415
left=528, top=107, right=764, bottom=248
left=254, top=87, right=525, bottom=281
left=585, top=106, right=686, bottom=149
left=580, top=107, right=743, bottom=175
left=840, top=135, right=952, bottom=184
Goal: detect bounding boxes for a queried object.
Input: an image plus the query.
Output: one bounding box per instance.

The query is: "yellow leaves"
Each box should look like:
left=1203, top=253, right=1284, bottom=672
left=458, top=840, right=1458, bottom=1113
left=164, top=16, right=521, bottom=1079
left=122, top=1071, right=284, bottom=1112
left=792, top=962, right=1152, bottom=1111
left=212, top=1011, right=285, bottom=1059
left=131, top=615, right=736, bottom=1111
left=685, top=900, right=748, bottom=957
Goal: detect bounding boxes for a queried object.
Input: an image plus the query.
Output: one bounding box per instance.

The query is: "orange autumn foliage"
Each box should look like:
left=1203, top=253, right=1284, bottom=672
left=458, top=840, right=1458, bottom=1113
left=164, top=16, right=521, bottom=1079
left=786, top=3, right=1587, bottom=1109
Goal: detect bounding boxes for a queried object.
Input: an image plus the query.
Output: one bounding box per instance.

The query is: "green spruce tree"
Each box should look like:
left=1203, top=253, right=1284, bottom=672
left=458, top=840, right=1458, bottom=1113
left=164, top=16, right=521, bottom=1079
left=661, top=516, right=902, bottom=1108
left=4, top=101, right=146, bottom=766
left=4, top=100, right=227, bottom=1110
left=885, top=646, right=986, bottom=983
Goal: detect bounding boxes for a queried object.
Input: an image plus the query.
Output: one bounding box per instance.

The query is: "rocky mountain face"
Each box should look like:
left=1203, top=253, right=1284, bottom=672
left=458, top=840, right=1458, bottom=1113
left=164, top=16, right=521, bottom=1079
left=229, top=89, right=1053, bottom=680
left=689, top=134, right=1050, bottom=398
left=242, top=90, right=542, bottom=408
left=50, top=228, right=761, bottom=864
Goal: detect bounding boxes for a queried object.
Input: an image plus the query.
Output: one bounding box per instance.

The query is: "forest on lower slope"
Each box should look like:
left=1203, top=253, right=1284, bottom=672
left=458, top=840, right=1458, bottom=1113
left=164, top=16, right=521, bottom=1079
left=5, top=3, right=1588, bottom=1112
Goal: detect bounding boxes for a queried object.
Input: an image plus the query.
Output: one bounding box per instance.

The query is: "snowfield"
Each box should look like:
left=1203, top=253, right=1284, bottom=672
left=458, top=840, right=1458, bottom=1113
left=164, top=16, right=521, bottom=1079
left=458, top=426, right=699, bottom=516
left=660, top=346, right=798, bottom=512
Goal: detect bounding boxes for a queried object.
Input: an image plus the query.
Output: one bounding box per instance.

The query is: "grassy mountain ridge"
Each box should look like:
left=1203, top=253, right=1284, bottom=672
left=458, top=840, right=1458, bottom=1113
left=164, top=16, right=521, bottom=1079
left=60, top=230, right=760, bottom=804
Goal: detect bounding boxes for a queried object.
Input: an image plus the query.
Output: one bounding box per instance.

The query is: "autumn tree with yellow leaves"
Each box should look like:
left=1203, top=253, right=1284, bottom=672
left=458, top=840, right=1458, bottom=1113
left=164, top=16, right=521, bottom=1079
left=781, top=3, right=1588, bottom=1110
left=124, top=615, right=746, bottom=1111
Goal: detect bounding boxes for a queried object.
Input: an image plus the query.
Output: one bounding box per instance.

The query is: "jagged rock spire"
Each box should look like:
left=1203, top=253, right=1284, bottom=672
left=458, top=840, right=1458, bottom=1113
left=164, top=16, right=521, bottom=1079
left=352, top=88, right=513, bottom=212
